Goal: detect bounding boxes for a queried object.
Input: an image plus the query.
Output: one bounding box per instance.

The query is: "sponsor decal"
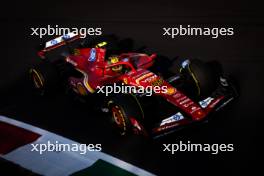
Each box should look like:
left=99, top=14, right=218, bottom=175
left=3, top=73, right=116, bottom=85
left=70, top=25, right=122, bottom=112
left=50, top=39, right=58, bottom=45
left=156, top=123, right=180, bottom=132
left=190, top=105, right=201, bottom=115
left=142, top=75, right=158, bottom=83
left=199, top=97, right=214, bottom=108
left=160, top=112, right=184, bottom=126
left=177, top=96, right=187, bottom=102
left=45, top=32, right=78, bottom=48
left=88, top=48, right=96, bottom=62
left=179, top=98, right=190, bottom=105
left=191, top=106, right=197, bottom=111
left=135, top=72, right=154, bottom=84
left=62, top=34, right=71, bottom=39
left=183, top=101, right=194, bottom=108
left=166, top=87, right=177, bottom=95
left=190, top=106, right=201, bottom=113
left=173, top=92, right=181, bottom=98
left=181, top=59, right=190, bottom=68
left=151, top=78, right=164, bottom=86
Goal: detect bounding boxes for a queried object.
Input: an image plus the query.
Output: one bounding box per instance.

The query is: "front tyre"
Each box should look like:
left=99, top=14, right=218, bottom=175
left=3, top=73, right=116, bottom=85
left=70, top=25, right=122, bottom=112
left=107, top=94, right=145, bottom=136
left=181, top=59, right=220, bottom=97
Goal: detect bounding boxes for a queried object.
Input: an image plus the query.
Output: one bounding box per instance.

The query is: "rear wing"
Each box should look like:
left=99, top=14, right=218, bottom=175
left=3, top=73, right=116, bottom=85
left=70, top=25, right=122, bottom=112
left=38, top=32, right=81, bottom=58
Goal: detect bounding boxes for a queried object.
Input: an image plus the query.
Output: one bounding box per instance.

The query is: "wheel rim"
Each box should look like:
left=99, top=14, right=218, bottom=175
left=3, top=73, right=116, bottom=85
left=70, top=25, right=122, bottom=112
left=31, top=69, right=44, bottom=89
left=111, top=105, right=126, bottom=135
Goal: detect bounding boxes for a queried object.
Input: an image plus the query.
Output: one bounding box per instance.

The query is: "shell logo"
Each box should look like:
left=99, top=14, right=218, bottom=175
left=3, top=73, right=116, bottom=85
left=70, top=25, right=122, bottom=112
left=123, top=78, right=128, bottom=84
left=166, top=87, right=177, bottom=95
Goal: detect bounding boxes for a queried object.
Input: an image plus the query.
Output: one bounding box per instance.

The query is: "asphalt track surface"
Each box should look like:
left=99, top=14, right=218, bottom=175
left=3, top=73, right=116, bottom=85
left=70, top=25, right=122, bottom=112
left=1, top=1, right=262, bottom=175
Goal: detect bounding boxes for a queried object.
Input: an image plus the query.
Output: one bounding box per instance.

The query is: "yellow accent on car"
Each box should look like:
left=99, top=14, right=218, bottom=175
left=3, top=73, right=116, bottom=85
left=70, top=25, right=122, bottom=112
left=77, top=83, right=88, bottom=95
left=96, top=41, right=108, bottom=48
left=76, top=69, right=95, bottom=93
left=188, top=66, right=201, bottom=96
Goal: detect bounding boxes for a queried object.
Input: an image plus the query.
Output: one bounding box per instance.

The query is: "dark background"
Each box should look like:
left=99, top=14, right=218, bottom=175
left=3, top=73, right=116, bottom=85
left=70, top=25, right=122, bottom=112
left=0, top=1, right=262, bottom=175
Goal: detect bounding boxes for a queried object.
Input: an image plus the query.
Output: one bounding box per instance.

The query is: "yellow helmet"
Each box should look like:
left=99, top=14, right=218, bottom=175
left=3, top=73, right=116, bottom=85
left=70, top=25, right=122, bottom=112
left=109, top=56, right=122, bottom=72
left=110, top=56, right=119, bottom=64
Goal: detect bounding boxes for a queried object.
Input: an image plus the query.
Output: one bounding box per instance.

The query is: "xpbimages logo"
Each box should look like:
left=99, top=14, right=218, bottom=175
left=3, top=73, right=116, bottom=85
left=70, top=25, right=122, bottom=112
left=31, top=141, right=102, bottom=155
left=30, top=25, right=102, bottom=38
left=96, top=83, right=168, bottom=96
left=163, top=140, right=234, bottom=154
left=163, top=25, right=234, bottom=39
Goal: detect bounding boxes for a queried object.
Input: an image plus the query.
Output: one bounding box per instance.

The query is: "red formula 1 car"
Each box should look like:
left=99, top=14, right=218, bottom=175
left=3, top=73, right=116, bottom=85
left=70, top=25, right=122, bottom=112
left=29, top=33, right=238, bottom=138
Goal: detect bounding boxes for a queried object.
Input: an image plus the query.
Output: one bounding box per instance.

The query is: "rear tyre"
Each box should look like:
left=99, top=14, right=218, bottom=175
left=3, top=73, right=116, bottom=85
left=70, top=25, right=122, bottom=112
left=29, top=60, right=60, bottom=95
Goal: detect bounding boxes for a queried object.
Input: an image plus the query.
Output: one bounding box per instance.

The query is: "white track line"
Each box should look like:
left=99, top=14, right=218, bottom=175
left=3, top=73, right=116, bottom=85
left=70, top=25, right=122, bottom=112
left=0, top=115, right=156, bottom=176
